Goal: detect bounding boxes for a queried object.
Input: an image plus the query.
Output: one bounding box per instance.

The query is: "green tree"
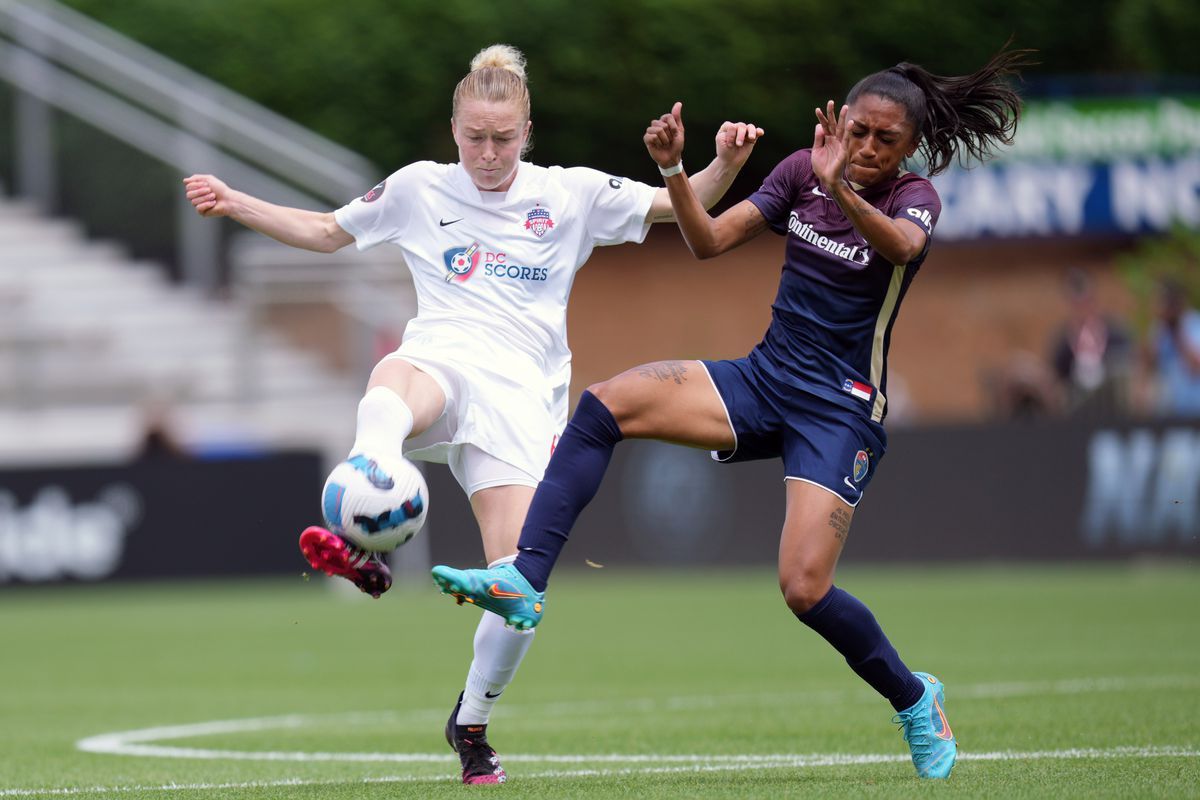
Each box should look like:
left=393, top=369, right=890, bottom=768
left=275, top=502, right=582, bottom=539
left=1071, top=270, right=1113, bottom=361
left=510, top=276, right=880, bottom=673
left=59, top=0, right=1200, bottom=181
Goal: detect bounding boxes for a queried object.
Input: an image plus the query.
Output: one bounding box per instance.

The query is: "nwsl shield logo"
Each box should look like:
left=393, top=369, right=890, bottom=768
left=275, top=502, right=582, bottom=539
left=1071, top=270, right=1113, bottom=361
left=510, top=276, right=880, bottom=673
left=524, top=206, right=554, bottom=237
left=361, top=180, right=386, bottom=203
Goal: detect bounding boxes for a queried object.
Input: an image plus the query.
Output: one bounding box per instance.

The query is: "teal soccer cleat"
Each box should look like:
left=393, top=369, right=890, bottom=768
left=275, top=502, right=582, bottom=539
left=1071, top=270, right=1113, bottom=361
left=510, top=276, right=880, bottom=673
left=431, top=563, right=545, bottom=630
left=893, top=671, right=958, bottom=779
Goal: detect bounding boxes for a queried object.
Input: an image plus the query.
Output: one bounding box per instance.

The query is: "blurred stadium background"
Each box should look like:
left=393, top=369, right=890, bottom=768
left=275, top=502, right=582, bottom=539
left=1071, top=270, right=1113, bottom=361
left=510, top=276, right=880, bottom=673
left=0, top=0, right=1197, bottom=796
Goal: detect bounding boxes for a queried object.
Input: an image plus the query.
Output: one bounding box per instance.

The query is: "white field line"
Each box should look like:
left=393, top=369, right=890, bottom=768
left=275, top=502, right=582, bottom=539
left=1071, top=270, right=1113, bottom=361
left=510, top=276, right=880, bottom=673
left=954, top=675, right=1200, bottom=699
left=524, top=674, right=1200, bottom=716
left=76, top=673, right=1200, bottom=764
left=4, top=747, right=1200, bottom=797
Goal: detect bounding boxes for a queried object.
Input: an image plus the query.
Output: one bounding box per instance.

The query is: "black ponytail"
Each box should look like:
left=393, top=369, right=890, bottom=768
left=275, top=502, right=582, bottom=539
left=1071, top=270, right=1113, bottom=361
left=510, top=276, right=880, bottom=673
left=847, top=45, right=1036, bottom=176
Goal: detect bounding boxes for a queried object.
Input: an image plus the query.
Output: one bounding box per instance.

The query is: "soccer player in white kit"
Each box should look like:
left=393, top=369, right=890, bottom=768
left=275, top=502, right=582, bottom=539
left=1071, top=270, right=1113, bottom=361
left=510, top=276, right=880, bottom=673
left=183, top=44, right=762, bottom=783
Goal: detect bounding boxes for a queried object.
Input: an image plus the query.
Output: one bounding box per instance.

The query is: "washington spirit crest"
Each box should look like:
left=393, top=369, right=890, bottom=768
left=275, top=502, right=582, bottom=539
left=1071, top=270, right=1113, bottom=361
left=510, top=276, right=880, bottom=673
left=524, top=206, right=554, bottom=237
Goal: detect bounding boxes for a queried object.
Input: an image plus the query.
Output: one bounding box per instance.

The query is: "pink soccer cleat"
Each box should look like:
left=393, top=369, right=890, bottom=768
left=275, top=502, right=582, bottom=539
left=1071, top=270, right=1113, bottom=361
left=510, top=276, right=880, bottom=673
left=299, top=526, right=392, bottom=598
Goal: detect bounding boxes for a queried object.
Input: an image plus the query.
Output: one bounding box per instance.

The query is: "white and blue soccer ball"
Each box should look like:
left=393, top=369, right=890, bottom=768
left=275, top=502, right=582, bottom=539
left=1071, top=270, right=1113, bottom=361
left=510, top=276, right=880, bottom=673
left=321, top=454, right=428, bottom=552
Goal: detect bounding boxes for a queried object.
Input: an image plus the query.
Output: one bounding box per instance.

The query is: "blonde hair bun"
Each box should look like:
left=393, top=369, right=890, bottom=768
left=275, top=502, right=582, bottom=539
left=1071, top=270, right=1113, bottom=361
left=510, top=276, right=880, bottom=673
left=470, top=44, right=527, bottom=81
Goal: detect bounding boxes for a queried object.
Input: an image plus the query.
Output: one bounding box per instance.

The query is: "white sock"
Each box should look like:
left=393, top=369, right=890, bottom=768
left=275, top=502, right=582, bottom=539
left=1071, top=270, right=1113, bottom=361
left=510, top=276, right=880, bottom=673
left=349, top=386, right=413, bottom=458
left=457, top=612, right=535, bottom=725
left=456, top=558, right=535, bottom=726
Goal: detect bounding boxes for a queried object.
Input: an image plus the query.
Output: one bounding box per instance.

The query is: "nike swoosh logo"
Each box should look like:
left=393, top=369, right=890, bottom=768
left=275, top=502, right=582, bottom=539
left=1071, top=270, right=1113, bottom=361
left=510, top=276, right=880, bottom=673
left=811, top=186, right=827, bottom=198
left=843, top=477, right=859, bottom=492
left=484, top=690, right=503, bottom=699
left=487, top=583, right=526, bottom=599
left=439, top=218, right=462, bottom=227
left=932, top=697, right=954, bottom=741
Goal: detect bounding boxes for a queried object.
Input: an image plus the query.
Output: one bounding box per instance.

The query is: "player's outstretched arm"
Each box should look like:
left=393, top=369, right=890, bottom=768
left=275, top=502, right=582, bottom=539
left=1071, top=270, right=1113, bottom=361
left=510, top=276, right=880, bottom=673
left=182, top=174, right=354, bottom=254
left=644, top=103, right=769, bottom=259
left=646, top=102, right=763, bottom=223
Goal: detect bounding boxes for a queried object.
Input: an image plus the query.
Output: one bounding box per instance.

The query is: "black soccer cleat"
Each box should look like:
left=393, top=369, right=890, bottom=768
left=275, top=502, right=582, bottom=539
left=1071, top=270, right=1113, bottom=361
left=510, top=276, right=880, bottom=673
left=445, top=691, right=506, bottom=784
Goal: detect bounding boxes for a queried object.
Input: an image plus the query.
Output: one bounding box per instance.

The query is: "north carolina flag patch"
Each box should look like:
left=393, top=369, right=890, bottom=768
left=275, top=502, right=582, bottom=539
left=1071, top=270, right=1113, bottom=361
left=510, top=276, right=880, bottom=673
left=842, top=379, right=873, bottom=402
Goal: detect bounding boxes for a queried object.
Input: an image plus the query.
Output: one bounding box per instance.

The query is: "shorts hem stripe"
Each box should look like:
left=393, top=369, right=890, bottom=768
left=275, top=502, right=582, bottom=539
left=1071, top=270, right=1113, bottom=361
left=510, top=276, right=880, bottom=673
left=783, top=476, right=862, bottom=508
left=466, top=476, right=539, bottom=496
left=697, top=360, right=738, bottom=462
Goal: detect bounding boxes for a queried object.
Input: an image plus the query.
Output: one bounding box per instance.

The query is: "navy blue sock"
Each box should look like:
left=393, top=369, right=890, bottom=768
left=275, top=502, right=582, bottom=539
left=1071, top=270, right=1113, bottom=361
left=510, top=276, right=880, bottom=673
left=796, top=586, right=926, bottom=712
left=514, top=390, right=623, bottom=592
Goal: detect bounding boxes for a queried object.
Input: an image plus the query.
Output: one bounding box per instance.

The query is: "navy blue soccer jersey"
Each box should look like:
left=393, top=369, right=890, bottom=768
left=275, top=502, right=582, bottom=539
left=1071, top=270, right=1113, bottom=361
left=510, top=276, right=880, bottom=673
left=745, top=149, right=940, bottom=422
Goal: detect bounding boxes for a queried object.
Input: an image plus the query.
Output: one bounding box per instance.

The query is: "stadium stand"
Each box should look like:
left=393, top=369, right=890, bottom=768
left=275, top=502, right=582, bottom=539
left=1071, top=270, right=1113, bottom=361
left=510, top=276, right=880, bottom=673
left=0, top=191, right=410, bottom=464
left=0, top=0, right=414, bottom=467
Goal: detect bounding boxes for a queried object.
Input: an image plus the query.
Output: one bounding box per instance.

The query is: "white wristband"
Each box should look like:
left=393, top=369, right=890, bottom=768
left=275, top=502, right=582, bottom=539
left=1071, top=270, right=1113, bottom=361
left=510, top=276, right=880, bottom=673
left=658, top=161, right=683, bottom=178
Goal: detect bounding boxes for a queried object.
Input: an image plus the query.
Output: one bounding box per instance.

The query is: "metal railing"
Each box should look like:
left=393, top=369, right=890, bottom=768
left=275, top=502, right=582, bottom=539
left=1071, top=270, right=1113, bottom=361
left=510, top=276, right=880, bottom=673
left=0, top=0, right=379, bottom=290
left=0, top=0, right=420, bottom=444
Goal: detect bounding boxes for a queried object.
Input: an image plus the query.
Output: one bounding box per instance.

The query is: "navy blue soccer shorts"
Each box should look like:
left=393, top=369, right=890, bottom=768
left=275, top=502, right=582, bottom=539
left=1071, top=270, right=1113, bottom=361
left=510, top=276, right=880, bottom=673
left=700, top=357, right=888, bottom=507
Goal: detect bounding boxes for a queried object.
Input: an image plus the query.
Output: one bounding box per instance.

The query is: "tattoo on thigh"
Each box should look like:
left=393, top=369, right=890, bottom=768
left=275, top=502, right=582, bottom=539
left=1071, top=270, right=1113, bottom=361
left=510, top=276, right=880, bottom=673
left=829, top=507, right=852, bottom=542
left=636, top=361, right=690, bottom=385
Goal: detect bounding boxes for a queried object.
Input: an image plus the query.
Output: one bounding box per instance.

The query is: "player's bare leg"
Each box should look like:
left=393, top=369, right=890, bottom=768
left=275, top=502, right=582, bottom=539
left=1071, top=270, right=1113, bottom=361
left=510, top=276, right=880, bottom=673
left=594, top=359, right=736, bottom=448
left=779, top=480, right=956, bottom=778
left=363, top=358, right=447, bottom=433
left=301, top=359, right=446, bottom=596
left=472, top=484, right=535, bottom=565
left=776, top=480, right=849, bottom=616
left=433, top=359, right=733, bottom=620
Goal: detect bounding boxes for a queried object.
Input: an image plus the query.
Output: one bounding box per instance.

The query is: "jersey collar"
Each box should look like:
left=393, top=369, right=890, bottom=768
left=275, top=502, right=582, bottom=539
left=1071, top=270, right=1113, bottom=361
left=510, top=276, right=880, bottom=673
left=453, top=161, right=530, bottom=204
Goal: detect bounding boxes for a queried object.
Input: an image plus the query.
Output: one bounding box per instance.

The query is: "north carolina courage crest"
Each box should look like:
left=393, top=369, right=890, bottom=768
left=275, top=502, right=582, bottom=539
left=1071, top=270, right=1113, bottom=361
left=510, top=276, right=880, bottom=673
left=852, top=450, right=870, bottom=483
left=524, top=205, right=554, bottom=237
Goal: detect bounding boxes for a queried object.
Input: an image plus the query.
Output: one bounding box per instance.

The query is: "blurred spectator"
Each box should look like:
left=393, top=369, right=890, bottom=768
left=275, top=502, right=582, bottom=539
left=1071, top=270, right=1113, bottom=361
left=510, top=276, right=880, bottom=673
left=131, top=391, right=190, bottom=462
left=1048, top=269, right=1131, bottom=417
left=882, top=371, right=915, bottom=426
left=989, top=349, right=1063, bottom=419
left=1144, top=278, right=1200, bottom=417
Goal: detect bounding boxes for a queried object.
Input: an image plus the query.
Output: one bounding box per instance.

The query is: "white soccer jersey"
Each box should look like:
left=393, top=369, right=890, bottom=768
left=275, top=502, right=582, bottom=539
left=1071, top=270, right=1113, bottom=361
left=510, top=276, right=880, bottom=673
left=333, top=161, right=656, bottom=478
left=336, top=161, right=654, bottom=384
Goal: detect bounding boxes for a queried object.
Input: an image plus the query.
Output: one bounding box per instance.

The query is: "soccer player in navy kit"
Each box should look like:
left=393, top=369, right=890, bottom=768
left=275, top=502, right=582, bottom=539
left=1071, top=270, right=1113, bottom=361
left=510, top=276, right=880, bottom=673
left=434, top=48, right=1031, bottom=780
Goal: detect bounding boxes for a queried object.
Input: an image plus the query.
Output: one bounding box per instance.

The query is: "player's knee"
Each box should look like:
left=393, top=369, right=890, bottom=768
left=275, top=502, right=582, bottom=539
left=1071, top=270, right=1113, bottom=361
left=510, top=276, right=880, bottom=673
left=779, top=570, right=832, bottom=615
left=585, top=377, right=618, bottom=406
left=585, top=378, right=633, bottom=427
left=367, top=358, right=415, bottom=392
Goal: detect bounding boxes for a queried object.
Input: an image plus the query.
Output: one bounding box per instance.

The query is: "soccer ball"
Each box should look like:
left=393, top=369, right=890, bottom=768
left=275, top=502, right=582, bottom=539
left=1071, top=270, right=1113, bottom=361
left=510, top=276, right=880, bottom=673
left=321, top=454, right=428, bottom=552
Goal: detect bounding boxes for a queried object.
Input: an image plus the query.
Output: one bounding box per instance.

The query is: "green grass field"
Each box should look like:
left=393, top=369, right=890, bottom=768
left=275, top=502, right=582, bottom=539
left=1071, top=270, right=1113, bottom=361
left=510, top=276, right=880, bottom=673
left=1, top=564, right=1197, bottom=799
